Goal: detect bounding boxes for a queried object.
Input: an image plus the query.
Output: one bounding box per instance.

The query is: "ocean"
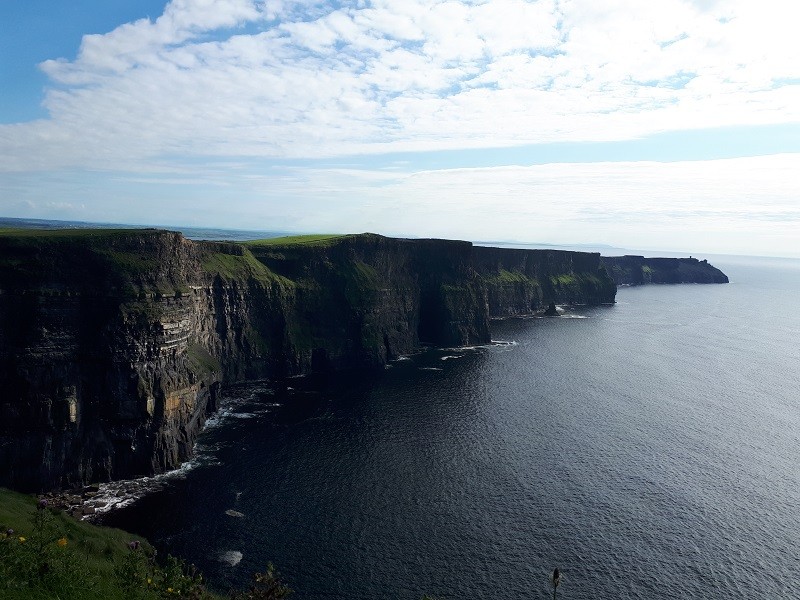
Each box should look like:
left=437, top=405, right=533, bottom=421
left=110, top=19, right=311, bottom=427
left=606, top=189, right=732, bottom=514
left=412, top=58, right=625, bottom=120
left=98, top=253, right=800, bottom=599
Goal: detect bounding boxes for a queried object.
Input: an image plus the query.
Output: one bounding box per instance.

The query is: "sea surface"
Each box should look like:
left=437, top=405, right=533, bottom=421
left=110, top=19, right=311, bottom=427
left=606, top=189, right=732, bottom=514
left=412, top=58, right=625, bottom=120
left=98, top=254, right=800, bottom=599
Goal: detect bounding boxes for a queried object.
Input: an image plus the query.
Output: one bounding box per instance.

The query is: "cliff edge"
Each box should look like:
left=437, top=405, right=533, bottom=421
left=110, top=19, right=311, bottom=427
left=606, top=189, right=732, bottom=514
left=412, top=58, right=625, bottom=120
left=601, top=255, right=729, bottom=286
left=0, top=230, right=615, bottom=491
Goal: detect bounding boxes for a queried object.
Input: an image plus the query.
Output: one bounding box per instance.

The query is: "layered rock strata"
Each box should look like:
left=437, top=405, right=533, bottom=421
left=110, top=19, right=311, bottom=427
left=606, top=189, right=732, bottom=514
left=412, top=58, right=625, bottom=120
left=474, top=246, right=617, bottom=317
left=601, top=255, right=729, bottom=285
left=0, top=230, right=615, bottom=491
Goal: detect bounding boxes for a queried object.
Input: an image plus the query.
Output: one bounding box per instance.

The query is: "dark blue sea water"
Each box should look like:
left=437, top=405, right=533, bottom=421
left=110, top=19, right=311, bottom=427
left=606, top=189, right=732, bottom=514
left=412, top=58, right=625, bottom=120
left=100, top=255, right=800, bottom=599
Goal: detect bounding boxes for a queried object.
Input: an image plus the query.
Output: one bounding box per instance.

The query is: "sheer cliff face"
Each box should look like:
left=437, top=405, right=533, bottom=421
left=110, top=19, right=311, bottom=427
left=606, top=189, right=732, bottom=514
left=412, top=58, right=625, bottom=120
left=249, top=235, right=491, bottom=367
left=0, top=230, right=616, bottom=491
left=601, top=256, right=729, bottom=285
left=474, top=246, right=617, bottom=317
left=0, top=231, right=220, bottom=491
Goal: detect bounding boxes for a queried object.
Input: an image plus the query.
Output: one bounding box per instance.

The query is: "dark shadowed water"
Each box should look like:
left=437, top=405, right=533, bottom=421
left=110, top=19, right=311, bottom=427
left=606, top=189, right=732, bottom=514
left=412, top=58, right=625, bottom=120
left=102, top=255, right=800, bottom=599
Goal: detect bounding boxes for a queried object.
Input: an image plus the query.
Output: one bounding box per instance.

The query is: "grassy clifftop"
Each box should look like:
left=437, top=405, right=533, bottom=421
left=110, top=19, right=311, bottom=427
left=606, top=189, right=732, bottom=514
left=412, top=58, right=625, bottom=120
left=245, top=233, right=348, bottom=247
left=0, top=488, right=296, bottom=599
left=0, top=227, right=616, bottom=491
left=0, top=228, right=196, bottom=296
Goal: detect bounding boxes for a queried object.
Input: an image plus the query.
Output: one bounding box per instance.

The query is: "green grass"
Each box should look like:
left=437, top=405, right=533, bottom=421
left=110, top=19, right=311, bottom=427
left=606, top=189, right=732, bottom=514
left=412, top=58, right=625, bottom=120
left=439, top=283, right=483, bottom=312
left=201, top=247, right=292, bottom=286
left=0, top=228, right=159, bottom=239
left=187, top=344, right=221, bottom=376
left=341, top=260, right=379, bottom=306
left=549, top=274, right=578, bottom=287
left=0, top=228, right=175, bottom=294
left=96, top=249, right=160, bottom=276
left=0, top=488, right=231, bottom=599
left=483, top=269, right=538, bottom=286
left=0, top=488, right=150, bottom=599
left=549, top=272, right=611, bottom=288
left=546, top=272, right=616, bottom=305
left=245, top=234, right=349, bottom=247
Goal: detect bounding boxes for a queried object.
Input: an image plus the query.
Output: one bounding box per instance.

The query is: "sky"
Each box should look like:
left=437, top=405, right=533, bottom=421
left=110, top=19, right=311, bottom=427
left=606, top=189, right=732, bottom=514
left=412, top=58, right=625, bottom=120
left=1, top=0, right=798, bottom=257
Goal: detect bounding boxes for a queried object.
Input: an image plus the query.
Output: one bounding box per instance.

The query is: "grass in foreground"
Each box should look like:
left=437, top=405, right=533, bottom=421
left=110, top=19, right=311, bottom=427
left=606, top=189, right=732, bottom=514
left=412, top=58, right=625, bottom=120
left=0, top=488, right=292, bottom=599
left=1, top=487, right=151, bottom=599
left=1, top=488, right=447, bottom=599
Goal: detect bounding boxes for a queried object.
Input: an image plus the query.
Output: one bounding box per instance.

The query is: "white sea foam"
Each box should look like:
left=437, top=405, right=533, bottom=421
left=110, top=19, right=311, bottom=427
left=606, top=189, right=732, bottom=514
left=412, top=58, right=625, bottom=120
left=82, top=442, right=219, bottom=518
left=440, top=355, right=463, bottom=360
left=225, top=509, right=245, bottom=518
left=419, top=367, right=444, bottom=371
left=219, top=550, right=243, bottom=566
left=204, top=394, right=279, bottom=429
left=228, top=412, right=261, bottom=420
left=81, top=384, right=278, bottom=519
left=443, top=340, right=518, bottom=352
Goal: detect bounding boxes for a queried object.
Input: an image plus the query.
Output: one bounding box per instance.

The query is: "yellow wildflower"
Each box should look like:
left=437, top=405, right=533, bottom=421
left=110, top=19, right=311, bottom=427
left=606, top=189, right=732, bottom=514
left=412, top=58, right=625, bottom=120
left=167, top=588, right=173, bottom=593
left=18, top=536, right=26, bottom=543
left=147, top=578, right=152, bottom=585
left=57, top=537, right=68, bottom=547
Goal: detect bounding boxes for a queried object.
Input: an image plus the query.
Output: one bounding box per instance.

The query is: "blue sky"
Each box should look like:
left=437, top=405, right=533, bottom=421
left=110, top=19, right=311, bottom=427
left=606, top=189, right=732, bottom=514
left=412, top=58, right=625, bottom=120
left=1, top=0, right=799, bottom=256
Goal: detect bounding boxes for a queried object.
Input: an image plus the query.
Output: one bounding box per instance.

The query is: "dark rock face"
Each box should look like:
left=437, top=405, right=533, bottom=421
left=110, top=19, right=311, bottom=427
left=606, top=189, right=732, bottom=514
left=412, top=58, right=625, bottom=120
left=249, top=235, right=491, bottom=367
left=0, top=230, right=616, bottom=491
left=0, top=231, right=221, bottom=491
left=473, top=246, right=617, bottom=317
left=601, top=255, right=729, bottom=286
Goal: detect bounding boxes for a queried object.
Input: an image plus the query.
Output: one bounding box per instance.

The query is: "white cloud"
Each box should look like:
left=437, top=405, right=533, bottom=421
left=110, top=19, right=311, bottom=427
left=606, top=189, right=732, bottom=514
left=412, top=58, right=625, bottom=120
left=284, top=153, right=800, bottom=256
left=4, top=152, right=798, bottom=256
left=1, top=0, right=799, bottom=256
left=0, top=0, right=798, bottom=172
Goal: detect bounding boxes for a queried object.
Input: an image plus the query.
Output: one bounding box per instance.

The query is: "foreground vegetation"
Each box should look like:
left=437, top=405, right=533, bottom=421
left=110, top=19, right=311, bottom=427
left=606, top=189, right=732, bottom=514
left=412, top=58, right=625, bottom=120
left=0, top=488, right=291, bottom=599
left=1, top=488, right=460, bottom=599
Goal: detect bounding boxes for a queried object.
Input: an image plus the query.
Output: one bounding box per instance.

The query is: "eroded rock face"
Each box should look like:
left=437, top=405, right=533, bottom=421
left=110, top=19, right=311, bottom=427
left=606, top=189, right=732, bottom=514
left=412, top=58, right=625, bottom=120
left=0, top=231, right=222, bottom=490
left=601, top=255, right=729, bottom=286
left=0, top=230, right=618, bottom=491
left=473, top=246, right=617, bottom=317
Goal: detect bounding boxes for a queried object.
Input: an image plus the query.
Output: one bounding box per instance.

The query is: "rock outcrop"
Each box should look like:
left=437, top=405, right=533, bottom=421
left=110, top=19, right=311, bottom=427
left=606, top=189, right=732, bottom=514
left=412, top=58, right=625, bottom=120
left=601, top=255, right=729, bottom=286
left=0, top=230, right=615, bottom=492
left=473, top=246, right=616, bottom=317
left=0, top=230, right=221, bottom=492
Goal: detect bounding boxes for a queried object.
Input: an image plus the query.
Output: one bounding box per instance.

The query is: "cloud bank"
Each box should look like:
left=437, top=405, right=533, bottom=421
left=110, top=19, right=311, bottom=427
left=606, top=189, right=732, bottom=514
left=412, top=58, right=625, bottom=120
left=2, top=0, right=799, bottom=171
left=5, top=153, right=798, bottom=257
left=1, top=0, right=798, bottom=257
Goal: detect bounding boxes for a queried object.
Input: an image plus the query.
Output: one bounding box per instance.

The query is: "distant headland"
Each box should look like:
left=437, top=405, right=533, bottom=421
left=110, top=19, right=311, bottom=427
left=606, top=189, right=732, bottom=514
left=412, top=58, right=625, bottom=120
left=0, top=227, right=726, bottom=492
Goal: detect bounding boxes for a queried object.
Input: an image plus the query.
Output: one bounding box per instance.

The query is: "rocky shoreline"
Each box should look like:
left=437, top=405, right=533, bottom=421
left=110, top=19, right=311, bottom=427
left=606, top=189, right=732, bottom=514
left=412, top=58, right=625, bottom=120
left=41, top=475, right=180, bottom=523
left=1, top=230, right=726, bottom=495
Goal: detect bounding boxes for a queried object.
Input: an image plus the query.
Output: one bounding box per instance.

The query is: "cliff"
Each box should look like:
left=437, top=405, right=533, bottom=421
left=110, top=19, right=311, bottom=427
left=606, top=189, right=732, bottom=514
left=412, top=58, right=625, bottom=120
left=0, top=230, right=615, bottom=491
left=474, top=246, right=616, bottom=317
left=0, top=230, right=222, bottom=492
left=601, top=255, right=729, bottom=286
